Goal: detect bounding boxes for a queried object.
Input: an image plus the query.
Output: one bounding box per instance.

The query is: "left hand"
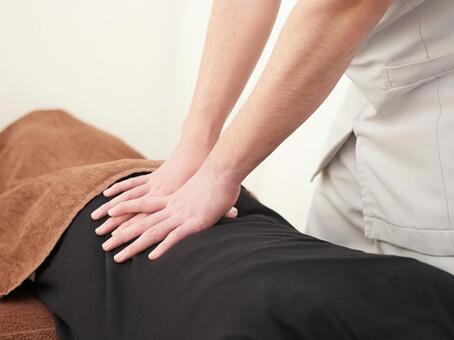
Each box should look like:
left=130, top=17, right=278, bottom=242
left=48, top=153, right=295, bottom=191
left=100, top=165, right=241, bottom=262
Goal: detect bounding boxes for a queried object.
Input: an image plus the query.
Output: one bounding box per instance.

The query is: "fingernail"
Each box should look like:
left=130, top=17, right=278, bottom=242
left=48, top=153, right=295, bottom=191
left=114, top=253, right=123, bottom=262
left=148, top=253, right=155, bottom=260
left=95, top=226, right=103, bottom=235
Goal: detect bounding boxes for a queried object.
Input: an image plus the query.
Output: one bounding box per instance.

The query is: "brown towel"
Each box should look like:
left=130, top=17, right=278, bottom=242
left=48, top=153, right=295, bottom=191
left=0, top=110, right=163, bottom=297
left=0, top=281, right=57, bottom=340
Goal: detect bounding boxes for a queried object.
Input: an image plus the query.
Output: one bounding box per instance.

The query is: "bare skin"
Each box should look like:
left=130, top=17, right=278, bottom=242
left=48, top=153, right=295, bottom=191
left=91, top=0, right=393, bottom=263
left=91, top=0, right=281, bottom=228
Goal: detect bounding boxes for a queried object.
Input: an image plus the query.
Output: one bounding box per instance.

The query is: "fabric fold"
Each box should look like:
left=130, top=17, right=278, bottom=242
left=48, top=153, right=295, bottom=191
left=0, top=110, right=163, bottom=296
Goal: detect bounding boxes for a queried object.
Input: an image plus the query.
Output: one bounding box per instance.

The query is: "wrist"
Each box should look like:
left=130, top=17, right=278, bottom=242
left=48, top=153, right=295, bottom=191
left=197, top=162, right=243, bottom=192
left=171, top=141, right=210, bottom=168
left=198, top=150, right=244, bottom=188
left=179, top=113, right=225, bottom=150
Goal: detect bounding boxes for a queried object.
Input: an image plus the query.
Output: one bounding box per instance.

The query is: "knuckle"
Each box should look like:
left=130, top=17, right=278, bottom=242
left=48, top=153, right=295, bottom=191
left=139, top=199, right=150, bottom=211
left=145, top=228, right=159, bottom=241
left=131, top=228, right=143, bottom=239
left=116, top=204, right=127, bottom=213
left=169, top=229, right=181, bottom=241
left=114, top=231, right=125, bottom=242
left=122, top=229, right=136, bottom=240
left=136, top=219, right=149, bottom=231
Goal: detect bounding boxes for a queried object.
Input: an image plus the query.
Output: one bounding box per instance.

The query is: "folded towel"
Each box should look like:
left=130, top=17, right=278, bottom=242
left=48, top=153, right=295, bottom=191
left=0, top=281, right=57, bottom=339
left=0, top=110, right=163, bottom=297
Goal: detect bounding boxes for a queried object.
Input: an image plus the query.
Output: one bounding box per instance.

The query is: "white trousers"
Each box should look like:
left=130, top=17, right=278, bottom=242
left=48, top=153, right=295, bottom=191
left=305, top=131, right=454, bottom=276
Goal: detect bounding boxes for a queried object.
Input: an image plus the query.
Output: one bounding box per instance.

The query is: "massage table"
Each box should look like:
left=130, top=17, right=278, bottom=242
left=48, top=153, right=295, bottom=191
left=0, top=281, right=56, bottom=340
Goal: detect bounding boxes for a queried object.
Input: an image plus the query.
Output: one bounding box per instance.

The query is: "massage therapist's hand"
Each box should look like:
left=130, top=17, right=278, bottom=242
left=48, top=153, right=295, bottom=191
left=100, top=163, right=241, bottom=262
left=91, top=141, right=238, bottom=235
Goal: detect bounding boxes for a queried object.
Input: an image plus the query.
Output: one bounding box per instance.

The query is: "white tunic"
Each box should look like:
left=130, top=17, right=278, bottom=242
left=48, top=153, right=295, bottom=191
left=306, top=0, right=454, bottom=274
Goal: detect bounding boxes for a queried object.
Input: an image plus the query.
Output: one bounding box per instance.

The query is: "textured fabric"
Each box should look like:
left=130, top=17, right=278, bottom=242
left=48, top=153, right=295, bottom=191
left=0, top=111, right=163, bottom=297
left=0, top=281, right=57, bottom=340
left=310, top=0, right=454, bottom=258
left=33, top=172, right=454, bottom=340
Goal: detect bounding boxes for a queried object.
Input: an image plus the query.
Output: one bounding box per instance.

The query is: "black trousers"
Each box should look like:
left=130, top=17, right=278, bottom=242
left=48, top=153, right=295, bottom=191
left=33, top=172, right=454, bottom=340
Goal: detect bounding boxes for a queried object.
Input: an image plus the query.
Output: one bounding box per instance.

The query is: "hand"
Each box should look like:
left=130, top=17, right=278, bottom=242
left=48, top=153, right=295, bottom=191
left=100, top=164, right=241, bottom=262
left=91, top=142, right=238, bottom=235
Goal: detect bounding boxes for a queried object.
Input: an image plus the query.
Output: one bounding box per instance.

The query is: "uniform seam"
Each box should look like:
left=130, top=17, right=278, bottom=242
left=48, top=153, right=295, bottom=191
left=405, top=0, right=430, bottom=58
left=350, top=91, right=377, bottom=238
left=309, top=100, right=368, bottom=182
left=364, top=79, right=452, bottom=233
left=384, top=68, right=454, bottom=92
left=384, top=67, right=393, bottom=89
left=369, top=215, right=453, bottom=230
left=353, top=121, right=375, bottom=235
left=353, top=98, right=452, bottom=233
left=435, top=77, right=452, bottom=227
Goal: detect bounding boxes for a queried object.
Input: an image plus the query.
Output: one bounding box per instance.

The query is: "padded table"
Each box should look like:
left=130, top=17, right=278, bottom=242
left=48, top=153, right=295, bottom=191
left=0, top=281, right=56, bottom=340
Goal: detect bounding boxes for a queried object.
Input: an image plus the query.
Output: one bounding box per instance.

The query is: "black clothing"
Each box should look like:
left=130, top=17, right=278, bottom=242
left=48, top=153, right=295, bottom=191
left=33, top=172, right=454, bottom=340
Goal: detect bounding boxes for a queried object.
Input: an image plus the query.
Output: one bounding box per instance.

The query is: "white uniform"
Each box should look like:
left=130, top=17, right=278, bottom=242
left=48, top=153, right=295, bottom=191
left=305, top=0, right=454, bottom=274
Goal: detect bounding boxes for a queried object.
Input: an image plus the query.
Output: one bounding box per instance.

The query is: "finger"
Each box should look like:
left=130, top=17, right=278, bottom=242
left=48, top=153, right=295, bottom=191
left=102, top=210, right=169, bottom=252
left=91, top=185, right=148, bottom=220
left=148, top=221, right=198, bottom=261
left=223, top=206, right=238, bottom=218
left=95, top=213, right=134, bottom=236
left=111, top=213, right=148, bottom=236
left=108, top=195, right=166, bottom=217
left=113, top=215, right=179, bottom=263
left=103, top=174, right=150, bottom=197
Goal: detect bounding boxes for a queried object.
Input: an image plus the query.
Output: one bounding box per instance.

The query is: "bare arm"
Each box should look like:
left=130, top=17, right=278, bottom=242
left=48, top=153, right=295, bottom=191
left=101, top=0, right=393, bottom=262
left=91, top=1, right=280, bottom=222
left=180, top=0, right=282, bottom=149
left=200, top=0, right=392, bottom=183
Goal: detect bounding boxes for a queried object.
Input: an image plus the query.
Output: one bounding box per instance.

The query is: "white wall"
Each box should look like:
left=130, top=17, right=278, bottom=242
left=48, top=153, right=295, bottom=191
left=0, top=0, right=350, bottom=231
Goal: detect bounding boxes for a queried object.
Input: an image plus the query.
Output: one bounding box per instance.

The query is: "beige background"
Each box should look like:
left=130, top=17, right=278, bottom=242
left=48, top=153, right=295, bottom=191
left=0, top=0, right=351, bottom=230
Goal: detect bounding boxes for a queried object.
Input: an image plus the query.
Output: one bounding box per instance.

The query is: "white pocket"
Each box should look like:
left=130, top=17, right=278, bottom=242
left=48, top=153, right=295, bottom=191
left=384, top=51, right=454, bottom=91
left=355, top=65, right=454, bottom=256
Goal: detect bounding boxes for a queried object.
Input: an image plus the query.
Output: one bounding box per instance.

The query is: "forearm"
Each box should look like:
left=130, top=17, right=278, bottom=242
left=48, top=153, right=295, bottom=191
left=201, top=0, right=392, bottom=184
left=180, top=0, right=281, bottom=150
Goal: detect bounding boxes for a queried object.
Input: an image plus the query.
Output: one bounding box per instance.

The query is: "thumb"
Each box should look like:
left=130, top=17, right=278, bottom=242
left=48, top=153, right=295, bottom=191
left=224, top=206, right=238, bottom=218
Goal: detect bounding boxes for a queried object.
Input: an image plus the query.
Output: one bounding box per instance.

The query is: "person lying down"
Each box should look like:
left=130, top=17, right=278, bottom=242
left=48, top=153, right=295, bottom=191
left=1, top=111, right=454, bottom=340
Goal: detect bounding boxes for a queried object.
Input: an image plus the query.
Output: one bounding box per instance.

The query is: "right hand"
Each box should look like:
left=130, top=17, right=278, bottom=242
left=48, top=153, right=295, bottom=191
left=91, top=142, right=238, bottom=236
